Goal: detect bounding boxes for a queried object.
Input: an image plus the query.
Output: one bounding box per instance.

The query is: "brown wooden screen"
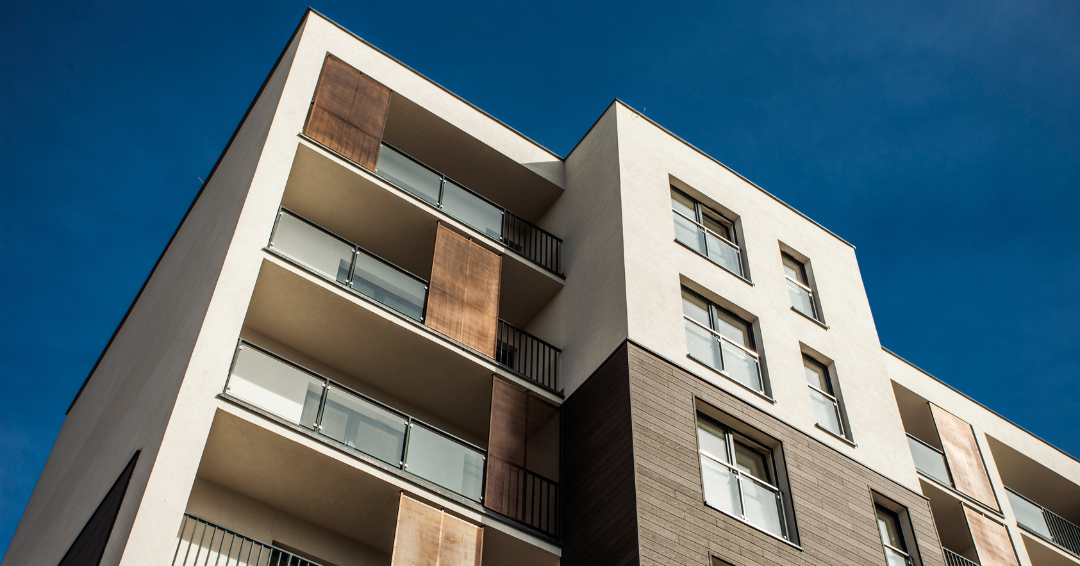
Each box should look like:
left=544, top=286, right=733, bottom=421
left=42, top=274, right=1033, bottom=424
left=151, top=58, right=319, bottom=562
left=964, top=504, right=1020, bottom=566
left=391, top=494, right=483, bottom=566
left=304, top=54, right=391, bottom=170
left=930, top=404, right=999, bottom=510
left=426, top=224, right=502, bottom=357
left=485, top=378, right=560, bottom=536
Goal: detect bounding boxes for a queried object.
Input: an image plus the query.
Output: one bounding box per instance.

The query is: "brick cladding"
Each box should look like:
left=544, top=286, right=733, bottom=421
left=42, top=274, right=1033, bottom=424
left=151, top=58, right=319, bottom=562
left=625, top=341, right=946, bottom=566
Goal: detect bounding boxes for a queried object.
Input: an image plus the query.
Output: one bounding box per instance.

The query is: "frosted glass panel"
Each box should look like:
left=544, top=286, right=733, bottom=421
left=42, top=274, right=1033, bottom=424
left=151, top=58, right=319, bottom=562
left=674, top=213, right=705, bottom=253
left=720, top=341, right=762, bottom=392
left=884, top=547, right=911, bottom=566
left=442, top=181, right=503, bottom=239
left=320, top=388, right=408, bottom=466
left=706, top=232, right=742, bottom=275
left=787, top=280, right=816, bottom=318
left=810, top=388, right=843, bottom=436
left=350, top=250, right=427, bottom=321
left=1007, top=491, right=1052, bottom=539
left=405, top=424, right=485, bottom=501
left=271, top=213, right=353, bottom=283
left=740, top=477, right=784, bottom=538
left=376, top=145, right=442, bottom=205
left=227, top=347, right=323, bottom=429
left=907, top=437, right=951, bottom=486
left=697, top=421, right=729, bottom=463
left=701, top=457, right=741, bottom=517
left=685, top=320, right=722, bottom=371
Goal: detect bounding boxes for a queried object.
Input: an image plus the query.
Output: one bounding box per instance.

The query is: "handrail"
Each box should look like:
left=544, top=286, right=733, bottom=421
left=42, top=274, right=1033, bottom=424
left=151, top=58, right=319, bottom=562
left=700, top=450, right=781, bottom=493
left=807, top=383, right=837, bottom=402
left=882, top=542, right=914, bottom=566
left=942, top=548, right=979, bottom=566
left=173, top=513, right=327, bottom=566
left=1005, top=486, right=1080, bottom=558
left=906, top=434, right=946, bottom=456
left=784, top=274, right=813, bottom=293
left=496, top=319, right=561, bottom=393
left=672, top=208, right=741, bottom=250
left=684, top=316, right=760, bottom=359
left=486, top=456, right=561, bottom=537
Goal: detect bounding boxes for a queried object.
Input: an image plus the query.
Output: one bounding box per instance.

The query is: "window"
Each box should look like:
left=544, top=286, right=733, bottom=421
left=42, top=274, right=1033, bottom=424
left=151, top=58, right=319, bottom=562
left=803, top=356, right=845, bottom=437
left=671, top=188, right=744, bottom=277
left=876, top=505, right=914, bottom=566
left=682, top=288, right=764, bottom=394
left=697, top=415, right=788, bottom=539
left=782, top=253, right=819, bottom=320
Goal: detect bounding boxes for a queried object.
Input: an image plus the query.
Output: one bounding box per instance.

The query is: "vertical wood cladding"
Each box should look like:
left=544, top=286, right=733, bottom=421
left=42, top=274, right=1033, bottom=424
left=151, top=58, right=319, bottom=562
left=930, top=404, right=999, bottom=511
left=562, top=344, right=640, bottom=566
left=624, top=342, right=946, bottom=566
left=426, top=224, right=502, bottom=357
left=304, top=54, right=391, bottom=170
left=390, top=494, right=483, bottom=566
left=963, top=505, right=1019, bottom=566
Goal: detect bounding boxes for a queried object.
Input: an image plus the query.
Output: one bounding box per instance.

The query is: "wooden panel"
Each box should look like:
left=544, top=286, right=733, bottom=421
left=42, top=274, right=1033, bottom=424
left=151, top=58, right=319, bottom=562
left=391, top=494, right=481, bottom=566
left=525, top=394, right=560, bottom=481
left=304, top=54, right=391, bottom=170
left=59, top=451, right=140, bottom=566
left=964, top=505, right=1020, bottom=566
left=931, top=403, right=999, bottom=509
left=426, top=224, right=501, bottom=357
left=489, top=378, right=528, bottom=467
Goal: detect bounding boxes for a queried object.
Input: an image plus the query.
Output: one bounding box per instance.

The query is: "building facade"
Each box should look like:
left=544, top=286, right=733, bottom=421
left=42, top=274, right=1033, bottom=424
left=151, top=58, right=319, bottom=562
left=5, top=9, right=1079, bottom=566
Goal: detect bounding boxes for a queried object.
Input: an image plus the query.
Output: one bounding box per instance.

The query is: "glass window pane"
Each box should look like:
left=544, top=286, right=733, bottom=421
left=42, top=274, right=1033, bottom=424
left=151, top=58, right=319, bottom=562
left=705, top=232, right=742, bottom=275
left=803, top=359, right=830, bottom=390
left=876, top=506, right=904, bottom=549
left=681, top=291, right=711, bottom=326
left=810, top=388, right=843, bottom=436
left=782, top=255, right=805, bottom=283
left=404, top=424, right=485, bottom=501
left=227, top=346, right=323, bottom=429
left=685, top=319, right=722, bottom=372
left=740, top=476, right=785, bottom=538
left=906, top=437, right=952, bottom=486
left=1006, top=491, right=1052, bottom=539
left=733, top=443, right=770, bottom=482
left=441, top=181, right=503, bottom=240
left=270, top=213, right=354, bottom=284
left=700, top=456, right=741, bottom=517
left=787, top=280, right=816, bottom=318
left=713, top=310, right=751, bottom=349
left=376, top=145, right=442, bottom=205
left=671, top=190, right=696, bottom=219
left=702, top=214, right=732, bottom=242
left=674, top=212, right=706, bottom=254
left=720, top=340, right=763, bottom=392
left=697, top=419, right=729, bottom=463
left=320, top=387, right=408, bottom=466
left=350, top=250, right=427, bottom=322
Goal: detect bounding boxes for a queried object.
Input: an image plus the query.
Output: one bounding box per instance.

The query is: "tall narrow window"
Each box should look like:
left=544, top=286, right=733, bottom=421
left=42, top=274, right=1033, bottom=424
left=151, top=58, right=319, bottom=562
left=682, top=288, right=764, bottom=394
left=876, top=505, right=913, bottom=566
left=697, top=415, right=788, bottom=539
left=803, top=356, right=845, bottom=437
left=671, top=188, right=744, bottom=277
left=782, top=253, right=819, bottom=321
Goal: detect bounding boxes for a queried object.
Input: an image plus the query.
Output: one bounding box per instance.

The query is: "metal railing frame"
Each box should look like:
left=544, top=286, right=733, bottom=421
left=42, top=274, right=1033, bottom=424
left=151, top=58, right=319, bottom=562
left=942, top=548, right=979, bottom=566
left=784, top=274, right=819, bottom=319
left=173, top=513, right=326, bottom=566
left=684, top=316, right=764, bottom=393
left=906, top=434, right=955, bottom=488
left=882, top=542, right=914, bottom=566
left=486, top=456, right=561, bottom=538
left=807, top=384, right=844, bottom=437
left=496, top=320, right=561, bottom=393
left=672, top=208, right=743, bottom=276
left=699, top=449, right=788, bottom=539
left=1005, top=486, right=1080, bottom=558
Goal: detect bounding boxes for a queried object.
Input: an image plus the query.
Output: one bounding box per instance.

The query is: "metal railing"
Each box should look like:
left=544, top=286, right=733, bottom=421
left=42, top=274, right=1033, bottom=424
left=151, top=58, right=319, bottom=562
left=1006, top=487, right=1080, bottom=558
left=269, top=209, right=429, bottom=322
left=496, top=320, right=560, bottom=392
left=173, top=514, right=326, bottom=566
left=672, top=209, right=743, bottom=277
left=684, top=317, right=763, bottom=394
left=882, top=543, right=914, bottom=566
left=906, top=434, right=954, bottom=488
left=486, top=457, right=560, bottom=538
left=808, top=385, right=844, bottom=436
left=942, top=548, right=979, bottom=566
left=225, top=340, right=487, bottom=502
left=375, top=143, right=563, bottom=276
left=785, top=275, right=818, bottom=320
left=699, top=451, right=787, bottom=540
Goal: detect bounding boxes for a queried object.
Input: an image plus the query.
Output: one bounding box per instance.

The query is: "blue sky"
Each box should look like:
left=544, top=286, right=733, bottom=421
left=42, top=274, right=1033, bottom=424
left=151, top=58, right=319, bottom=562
left=1, top=0, right=1077, bottom=556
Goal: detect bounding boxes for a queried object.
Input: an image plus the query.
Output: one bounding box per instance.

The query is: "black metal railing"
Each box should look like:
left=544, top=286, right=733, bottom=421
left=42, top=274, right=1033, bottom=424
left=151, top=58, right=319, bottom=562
left=375, top=143, right=563, bottom=276
left=496, top=320, right=560, bottom=392
left=1006, top=487, right=1080, bottom=558
left=173, top=514, right=325, bottom=566
left=225, top=341, right=487, bottom=502
left=485, top=457, right=560, bottom=538
left=942, top=548, right=979, bottom=566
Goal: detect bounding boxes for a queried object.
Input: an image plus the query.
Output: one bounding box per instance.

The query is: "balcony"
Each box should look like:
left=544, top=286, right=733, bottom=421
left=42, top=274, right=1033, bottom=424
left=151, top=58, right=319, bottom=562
left=1006, top=488, right=1080, bottom=560
left=907, top=434, right=954, bottom=487
left=173, top=514, right=326, bottom=566
left=943, top=548, right=980, bottom=566
left=683, top=317, right=763, bottom=394
left=266, top=208, right=560, bottom=392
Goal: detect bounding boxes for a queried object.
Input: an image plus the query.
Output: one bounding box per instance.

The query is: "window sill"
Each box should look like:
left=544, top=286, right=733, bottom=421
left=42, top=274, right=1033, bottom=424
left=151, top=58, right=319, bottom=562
left=686, top=354, right=776, bottom=404
left=673, top=240, right=754, bottom=287
left=814, top=423, right=856, bottom=447
left=915, top=470, right=1004, bottom=519
left=703, top=501, right=802, bottom=551
left=790, top=306, right=829, bottom=329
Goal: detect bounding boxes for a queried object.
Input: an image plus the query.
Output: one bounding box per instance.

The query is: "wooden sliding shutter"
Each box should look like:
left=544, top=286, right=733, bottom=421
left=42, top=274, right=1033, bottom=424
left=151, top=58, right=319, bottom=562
left=963, top=505, right=1020, bottom=566
left=391, top=494, right=483, bottom=566
left=426, top=224, right=502, bottom=357
left=304, top=54, right=391, bottom=170
left=930, top=404, right=998, bottom=510
left=485, top=378, right=560, bottom=536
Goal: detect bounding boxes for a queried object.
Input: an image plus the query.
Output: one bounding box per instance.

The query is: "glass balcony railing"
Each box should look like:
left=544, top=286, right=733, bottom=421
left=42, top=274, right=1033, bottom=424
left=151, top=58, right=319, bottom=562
left=375, top=143, right=563, bottom=276
left=684, top=317, right=763, bottom=394
left=1006, top=487, right=1080, bottom=558
left=174, top=513, right=326, bottom=566
left=269, top=209, right=428, bottom=322
left=906, top=434, right=953, bottom=487
left=224, top=341, right=486, bottom=501
left=808, top=386, right=844, bottom=437
left=672, top=210, right=743, bottom=277
left=700, top=453, right=787, bottom=539
left=942, top=548, right=979, bottom=566
left=785, top=276, right=818, bottom=320
left=883, top=543, right=914, bottom=566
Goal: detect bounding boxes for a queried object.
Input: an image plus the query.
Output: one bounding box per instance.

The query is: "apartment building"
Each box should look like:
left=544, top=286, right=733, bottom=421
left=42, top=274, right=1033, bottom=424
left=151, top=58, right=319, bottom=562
left=4, top=9, right=1078, bottom=566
